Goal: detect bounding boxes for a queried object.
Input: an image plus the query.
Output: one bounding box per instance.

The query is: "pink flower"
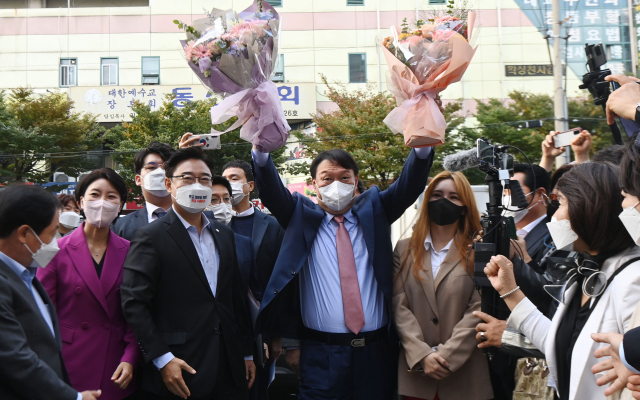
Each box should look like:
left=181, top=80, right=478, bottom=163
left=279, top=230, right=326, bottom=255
left=238, top=29, right=254, bottom=45
left=183, top=40, right=196, bottom=60
left=208, top=40, right=222, bottom=55
left=432, top=29, right=457, bottom=42
left=435, top=15, right=458, bottom=25
left=192, top=44, right=212, bottom=61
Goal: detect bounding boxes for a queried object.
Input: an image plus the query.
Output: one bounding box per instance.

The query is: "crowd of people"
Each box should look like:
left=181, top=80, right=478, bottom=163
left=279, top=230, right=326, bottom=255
left=3, top=74, right=640, bottom=400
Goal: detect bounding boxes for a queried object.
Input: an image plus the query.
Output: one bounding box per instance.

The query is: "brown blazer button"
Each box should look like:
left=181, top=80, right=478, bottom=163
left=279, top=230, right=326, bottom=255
left=432, top=318, right=439, bottom=324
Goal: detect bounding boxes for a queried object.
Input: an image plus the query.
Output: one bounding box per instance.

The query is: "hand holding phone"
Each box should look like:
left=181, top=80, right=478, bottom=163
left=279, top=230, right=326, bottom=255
left=197, top=134, right=222, bottom=150
left=553, top=128, right=582, bottom=148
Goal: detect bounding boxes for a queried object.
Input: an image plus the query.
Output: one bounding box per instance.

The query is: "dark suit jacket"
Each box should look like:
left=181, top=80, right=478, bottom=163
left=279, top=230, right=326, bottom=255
left=252, top=149, right=434, bottom=339
left=120, top=209, right=253, bottom=398
left=0, top=260, right=78, bottom=400
left=524, top=218, right=550, bottom=274
left=624, top=326, right=640, bottom=371
left=113, top=207, right=148, bottom=240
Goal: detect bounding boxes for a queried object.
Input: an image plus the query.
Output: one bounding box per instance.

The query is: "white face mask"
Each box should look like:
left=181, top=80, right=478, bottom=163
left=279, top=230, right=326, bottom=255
left=547, top=217, right=578, bottom=251
left=619, top=201, right=640, bottom=246
left=143, top=168, right=170, bottom=197
left=24, top=227, right=60, bottom=268
left=503, top=192, right=539, bottom=224
left=172, top=183, right=212, bottom=213
left=317, top=181, right=356, bottom=212
left=59, top=211, right=81, bottom=229
left=230, top=182, right=248, bottom=206
left=207, top=203, right=234, bottom=225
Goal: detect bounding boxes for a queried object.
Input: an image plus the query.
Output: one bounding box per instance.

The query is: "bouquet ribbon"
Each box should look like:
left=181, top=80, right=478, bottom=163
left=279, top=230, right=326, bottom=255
left=383, top=89, right=445, bottom=138
left=210, top=80, right=291, bottom=152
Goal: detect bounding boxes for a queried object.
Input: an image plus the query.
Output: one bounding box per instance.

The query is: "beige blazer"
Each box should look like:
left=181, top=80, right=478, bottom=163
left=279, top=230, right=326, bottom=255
left=393, top=238, right=493, bottom=400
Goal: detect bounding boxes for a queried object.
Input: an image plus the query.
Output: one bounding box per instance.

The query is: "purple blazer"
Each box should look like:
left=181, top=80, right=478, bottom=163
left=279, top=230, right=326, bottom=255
left=37, top=223, right=140, bottom=400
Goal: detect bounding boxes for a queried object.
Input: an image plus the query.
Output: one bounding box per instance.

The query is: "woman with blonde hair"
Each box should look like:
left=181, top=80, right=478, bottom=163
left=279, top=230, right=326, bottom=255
left=393, top=171, right=493, bottom=400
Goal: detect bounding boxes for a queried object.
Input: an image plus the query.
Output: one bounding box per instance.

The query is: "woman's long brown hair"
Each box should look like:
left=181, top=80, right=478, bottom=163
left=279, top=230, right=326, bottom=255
left=400, top=171, right=482, bottom=281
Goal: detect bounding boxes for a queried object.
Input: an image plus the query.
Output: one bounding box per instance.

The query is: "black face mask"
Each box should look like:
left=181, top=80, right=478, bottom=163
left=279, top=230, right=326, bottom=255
left=547, top=200, right=560, bottom=222
left=428, top=198, right=466, bottom=226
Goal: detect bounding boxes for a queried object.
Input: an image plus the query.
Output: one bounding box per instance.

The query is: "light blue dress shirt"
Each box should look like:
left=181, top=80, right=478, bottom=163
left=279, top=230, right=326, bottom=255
left=153, top=209, right=220, bottom=370
left=0, top=250, right=82, bottom=400
left=620, top=340, right=640, bottom=374
left=251, top=147, right=432, bottom=334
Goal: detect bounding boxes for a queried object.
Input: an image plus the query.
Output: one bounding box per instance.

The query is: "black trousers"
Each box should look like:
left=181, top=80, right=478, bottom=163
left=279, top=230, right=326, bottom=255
left=139, top=335, right=248, bottom=400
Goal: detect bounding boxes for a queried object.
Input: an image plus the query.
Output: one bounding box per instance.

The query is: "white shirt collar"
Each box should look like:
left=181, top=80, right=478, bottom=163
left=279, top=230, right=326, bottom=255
left=172, top=206, right=211, bottom=231
left=517, top=214, right=547, bottom=237
left=323, top=208, right=356, bottom=226
left=146, top=202, right=167, bottom=221
left=424, top=232, right=453, bottom=255
left=235, top=206, right=255, bottom=217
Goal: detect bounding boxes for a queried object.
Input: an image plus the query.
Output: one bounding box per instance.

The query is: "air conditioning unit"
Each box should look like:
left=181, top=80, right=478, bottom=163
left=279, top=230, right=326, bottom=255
left=53, top=172, right=69, bottom=183
left=77, top=172, right=91, bottom=184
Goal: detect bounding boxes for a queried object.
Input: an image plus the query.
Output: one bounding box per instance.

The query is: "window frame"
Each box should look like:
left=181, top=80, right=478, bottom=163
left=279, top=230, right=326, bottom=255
left=272, top=54, right=285, bottom=82
left=268, top=0, right=282, bottom=7
left=141, top=56, right=161, bottom=85
left=59, top=58, right=78, bottom=88
left=348, top=52, right=367, bottom=83
left=347, top=0, right=364, bottom=5
left=100, top=57, right=119, bottom=86
left=428, top=0, right=447, bottom=4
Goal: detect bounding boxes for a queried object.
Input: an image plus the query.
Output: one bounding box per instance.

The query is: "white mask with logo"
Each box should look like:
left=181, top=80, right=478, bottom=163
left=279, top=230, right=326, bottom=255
left=24, top=227, right=60, bottom=268
left=172, top=183, right=212, bottom=213
left=230, top=182, right=248, bottom=206
left=143, top=168, right=170, bottom=197
left=207, top=203, right=234, bottom=225
left=547, top=217, right=578, bottom=251
left=619, top=201, right=640, bottom=246
left=59, top=211, right=81, bottom=229
left=317, top=181, right=355, bottom=212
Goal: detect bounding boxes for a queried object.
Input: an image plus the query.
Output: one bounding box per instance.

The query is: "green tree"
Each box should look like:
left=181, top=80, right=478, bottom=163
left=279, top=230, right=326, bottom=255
left=289, top=75, right=466, bottom=190
left=104, top=94, right=287, bottom=200
left=0, top=88, right=103, bottom=183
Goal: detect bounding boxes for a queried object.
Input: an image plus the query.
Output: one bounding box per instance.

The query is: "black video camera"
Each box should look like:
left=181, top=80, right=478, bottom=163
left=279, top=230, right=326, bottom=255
left=579, top=43, right=624, bottom=144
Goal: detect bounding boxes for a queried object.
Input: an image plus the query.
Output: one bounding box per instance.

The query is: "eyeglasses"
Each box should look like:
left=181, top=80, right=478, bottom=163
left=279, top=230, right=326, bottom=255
left=168, top=174, right=212, bottom=186
left=143, top=162, right=165, bottom=171
left=211, top=197, right=232, bottom=205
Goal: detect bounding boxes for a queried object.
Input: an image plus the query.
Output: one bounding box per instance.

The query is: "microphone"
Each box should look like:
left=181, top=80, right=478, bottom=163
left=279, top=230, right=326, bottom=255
left=443, top=148, right=481, bottom=172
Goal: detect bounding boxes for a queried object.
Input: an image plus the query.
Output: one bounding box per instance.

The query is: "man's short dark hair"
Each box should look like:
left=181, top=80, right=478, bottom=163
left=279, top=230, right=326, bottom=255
left=133, top=142, right=175, bottom=175
left=310, top=149, right=359, bottom=179
left=594, top=145, right=625, bottom=165
left=222, top=160, right=254, bottom=182
left=513, top=163, right=550, bottom=194
left=57, top=194, right=78, bottom=210
left=164, top=146, right=215, bottom=180
left=75, top=168, right=128, bottom=204
left=211, top=176, right=232, bottom=197
left=0, top=185, right=61, bottom=238
left=557, top=162, right=634, bottom=254
left=549, top=163, right=574, bottom=193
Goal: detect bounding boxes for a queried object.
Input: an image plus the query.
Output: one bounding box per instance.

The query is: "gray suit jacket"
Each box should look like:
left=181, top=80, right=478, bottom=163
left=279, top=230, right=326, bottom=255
left=113, top=207, right=148, bottom=240
left=0, top=259, right=77, bottom=400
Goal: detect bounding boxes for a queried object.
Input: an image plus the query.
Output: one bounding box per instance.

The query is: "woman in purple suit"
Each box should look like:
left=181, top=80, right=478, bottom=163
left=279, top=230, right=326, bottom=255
left=38, top=168, right=140, bottom=399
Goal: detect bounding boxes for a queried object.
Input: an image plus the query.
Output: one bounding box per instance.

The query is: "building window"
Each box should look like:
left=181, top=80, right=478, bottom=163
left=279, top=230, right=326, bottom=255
left=268, top=0, right=282, bottom=6
left=101, top=58, right=118, bottom=86
left=349, top=53, right=367, bottom=83
left=272, top=55, right=284, bottom=82
left=347, top=0, right=364, bottom=5
left=428, top=0, right=446, bottom=3
left=142, top=56, right=160, bottom=85
left=60, top=58, right=77, bottom=87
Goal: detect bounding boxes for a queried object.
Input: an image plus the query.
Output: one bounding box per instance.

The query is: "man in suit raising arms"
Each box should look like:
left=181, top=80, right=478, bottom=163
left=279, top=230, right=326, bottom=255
left=114, top=142, right=175, bottom=239
left=0, top=185, right=101, bottom=400
left=121, top=147, right=255, bottom=400
left=250, top=144, right=434, bottom=400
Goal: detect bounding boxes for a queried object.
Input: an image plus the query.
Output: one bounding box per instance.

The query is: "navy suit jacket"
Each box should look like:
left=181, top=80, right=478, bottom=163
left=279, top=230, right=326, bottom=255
left=253, top=149, right=434, bottom=339
left=113, top=207, right=148, bottom=240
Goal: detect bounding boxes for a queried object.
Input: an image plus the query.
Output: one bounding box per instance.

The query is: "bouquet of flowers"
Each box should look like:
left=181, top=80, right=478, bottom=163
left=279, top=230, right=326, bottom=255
left=381, top=8, right=477, bottom=147
left=175, top=0, right=290, bottom=152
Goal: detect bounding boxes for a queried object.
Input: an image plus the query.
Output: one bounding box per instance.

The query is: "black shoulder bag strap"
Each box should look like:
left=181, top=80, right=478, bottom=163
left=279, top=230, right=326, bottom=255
left=590, top=256, right=640, bottom=311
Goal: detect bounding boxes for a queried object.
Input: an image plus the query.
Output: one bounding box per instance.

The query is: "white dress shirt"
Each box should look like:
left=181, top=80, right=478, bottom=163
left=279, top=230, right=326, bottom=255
left=516, top=214, right=546, bottom=239
left=235, top=206, right=255, bottom=217
left=153, top=208, right=220, bottom=370
left=146, top=203, right=167, bottom=223
left=423, top=233, right=453, bottom=279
